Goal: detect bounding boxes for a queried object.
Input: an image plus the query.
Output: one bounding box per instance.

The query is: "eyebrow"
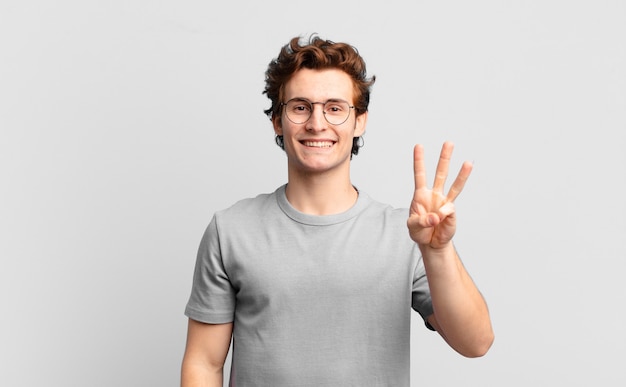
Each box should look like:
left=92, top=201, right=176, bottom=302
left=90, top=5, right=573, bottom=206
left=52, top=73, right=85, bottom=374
left=289, top=97, right=350, bottom=103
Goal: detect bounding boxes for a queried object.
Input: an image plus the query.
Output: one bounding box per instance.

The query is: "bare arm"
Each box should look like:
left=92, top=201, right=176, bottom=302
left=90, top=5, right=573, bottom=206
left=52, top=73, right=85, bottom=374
left=423, top=243, right=493, bottom=357
left=181, top=319, right=233, bottom=387
left=408, top=142, right=494, bottom=357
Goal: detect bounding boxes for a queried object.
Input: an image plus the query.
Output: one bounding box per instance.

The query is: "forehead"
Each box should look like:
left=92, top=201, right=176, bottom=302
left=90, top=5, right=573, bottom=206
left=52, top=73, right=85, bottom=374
left=283, top=68, right=354, bottom=102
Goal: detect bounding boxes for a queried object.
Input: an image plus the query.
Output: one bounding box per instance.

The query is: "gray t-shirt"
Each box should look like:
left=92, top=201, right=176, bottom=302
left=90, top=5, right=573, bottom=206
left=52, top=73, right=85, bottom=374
left=185, top=185, right=433, bottom=386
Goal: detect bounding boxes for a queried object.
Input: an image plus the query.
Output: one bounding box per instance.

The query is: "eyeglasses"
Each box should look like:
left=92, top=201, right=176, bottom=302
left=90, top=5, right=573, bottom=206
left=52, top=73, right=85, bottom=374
left=281, top=98, right=355, bottom=125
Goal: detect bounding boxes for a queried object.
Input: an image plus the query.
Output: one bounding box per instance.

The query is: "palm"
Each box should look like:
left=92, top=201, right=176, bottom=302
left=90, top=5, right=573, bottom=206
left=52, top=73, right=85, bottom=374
left=407, top=142, right=472, bottom=249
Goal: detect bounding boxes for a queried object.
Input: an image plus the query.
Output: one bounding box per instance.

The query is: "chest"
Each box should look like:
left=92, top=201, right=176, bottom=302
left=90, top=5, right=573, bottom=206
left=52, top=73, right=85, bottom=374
left=221, top=221, right=417, bottom=308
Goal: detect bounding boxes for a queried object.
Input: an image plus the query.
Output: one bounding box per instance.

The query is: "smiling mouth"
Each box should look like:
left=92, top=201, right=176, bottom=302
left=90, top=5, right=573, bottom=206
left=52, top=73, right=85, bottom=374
left=302, top=140, right=335, bottom=148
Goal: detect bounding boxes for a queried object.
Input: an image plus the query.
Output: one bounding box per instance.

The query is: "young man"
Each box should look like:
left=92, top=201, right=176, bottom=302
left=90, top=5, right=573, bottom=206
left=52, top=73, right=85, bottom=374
left=181, top=35, right=494, bottom=387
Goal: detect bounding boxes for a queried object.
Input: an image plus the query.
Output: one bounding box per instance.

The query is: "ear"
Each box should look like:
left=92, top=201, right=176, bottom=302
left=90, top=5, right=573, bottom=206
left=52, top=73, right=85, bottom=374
left=272, top=115, right=283, bottom=136
left=354, top=111, right=368, bottom=137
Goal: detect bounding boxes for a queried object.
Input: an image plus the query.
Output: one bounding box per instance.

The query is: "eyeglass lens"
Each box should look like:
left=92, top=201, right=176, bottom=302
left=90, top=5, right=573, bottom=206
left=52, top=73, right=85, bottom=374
left=284, top=99, right=352, bottom=125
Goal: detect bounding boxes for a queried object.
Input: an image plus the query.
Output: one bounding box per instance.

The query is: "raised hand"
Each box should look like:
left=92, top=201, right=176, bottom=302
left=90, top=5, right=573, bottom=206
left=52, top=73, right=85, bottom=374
left=407, top=142, right=473, bottom=249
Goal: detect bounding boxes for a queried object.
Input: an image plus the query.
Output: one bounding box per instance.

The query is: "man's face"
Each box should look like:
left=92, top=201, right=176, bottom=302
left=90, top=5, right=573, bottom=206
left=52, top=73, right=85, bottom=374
left=274, top=68, right=367, bottom=176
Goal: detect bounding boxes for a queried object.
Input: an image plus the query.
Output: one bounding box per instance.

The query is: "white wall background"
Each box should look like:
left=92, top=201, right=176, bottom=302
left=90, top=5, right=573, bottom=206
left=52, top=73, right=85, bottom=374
left=1, top=1, right=625, bottom=386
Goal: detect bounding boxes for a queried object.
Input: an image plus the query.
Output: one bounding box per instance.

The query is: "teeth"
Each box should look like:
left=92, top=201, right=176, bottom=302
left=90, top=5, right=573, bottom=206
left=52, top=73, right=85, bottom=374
left=303, top=141, right=333, bottom=148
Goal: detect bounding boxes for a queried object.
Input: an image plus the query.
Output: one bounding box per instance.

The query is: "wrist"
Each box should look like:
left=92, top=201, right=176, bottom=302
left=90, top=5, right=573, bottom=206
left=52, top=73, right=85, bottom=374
left=419, top=241, right=455, bottom=258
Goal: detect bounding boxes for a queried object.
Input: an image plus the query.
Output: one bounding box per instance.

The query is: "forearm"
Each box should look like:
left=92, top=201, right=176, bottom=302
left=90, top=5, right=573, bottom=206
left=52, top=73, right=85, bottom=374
left=181, top=360, right=224, bottom=387
left=421, top=242, right=494, bottom=357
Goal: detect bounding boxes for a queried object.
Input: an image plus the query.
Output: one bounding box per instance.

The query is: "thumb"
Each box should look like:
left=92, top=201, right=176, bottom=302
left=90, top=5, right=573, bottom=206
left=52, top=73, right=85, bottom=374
left=436, top=202, right=456, bottom=220
left=408, top=213, right=439, bottom=229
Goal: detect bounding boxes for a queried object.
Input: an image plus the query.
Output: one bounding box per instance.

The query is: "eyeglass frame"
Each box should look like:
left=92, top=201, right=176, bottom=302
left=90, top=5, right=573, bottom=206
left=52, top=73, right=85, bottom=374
left=279, top=98, right=356, bottom=125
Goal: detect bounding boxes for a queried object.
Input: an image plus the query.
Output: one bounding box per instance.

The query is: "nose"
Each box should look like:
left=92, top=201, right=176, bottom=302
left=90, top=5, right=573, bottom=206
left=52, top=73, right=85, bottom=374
left=306, top=102, right=326, bottom=131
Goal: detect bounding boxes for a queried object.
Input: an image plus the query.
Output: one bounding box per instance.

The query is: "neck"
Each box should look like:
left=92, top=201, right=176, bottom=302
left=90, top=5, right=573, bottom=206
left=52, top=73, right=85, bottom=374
left=285, top=169, right=358, bottom=216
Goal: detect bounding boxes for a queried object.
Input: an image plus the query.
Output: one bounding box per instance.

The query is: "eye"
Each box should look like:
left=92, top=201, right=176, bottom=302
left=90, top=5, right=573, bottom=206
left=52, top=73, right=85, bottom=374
left=287, top=100, right=312, bottom=115
left=325, top=102, right=347, bottom=113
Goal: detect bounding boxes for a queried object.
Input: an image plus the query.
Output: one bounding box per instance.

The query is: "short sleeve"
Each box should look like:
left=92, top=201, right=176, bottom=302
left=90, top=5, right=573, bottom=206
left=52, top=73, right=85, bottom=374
left=184, top=215, right=236, bottom=323
left=411, top=254, right=435, bottom=331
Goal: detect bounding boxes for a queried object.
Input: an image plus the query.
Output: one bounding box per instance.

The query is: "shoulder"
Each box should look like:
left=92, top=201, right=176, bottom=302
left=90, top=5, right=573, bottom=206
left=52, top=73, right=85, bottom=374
left=355, top=191, right=410, bottom=231
left=213, top=186, right=283, bottom=225
left=221, top=191, right=276, bottom=214
left=359, top=191, right=408, bottom=219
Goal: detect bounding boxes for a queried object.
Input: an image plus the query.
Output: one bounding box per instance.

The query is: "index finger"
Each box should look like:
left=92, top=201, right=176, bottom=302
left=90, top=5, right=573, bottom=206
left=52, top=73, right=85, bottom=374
left=447, top=160, right=473, bottom=202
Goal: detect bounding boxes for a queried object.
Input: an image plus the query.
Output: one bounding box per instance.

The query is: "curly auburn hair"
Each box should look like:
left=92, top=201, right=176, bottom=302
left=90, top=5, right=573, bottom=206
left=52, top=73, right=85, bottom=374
left=263, top=35, right=376, bottom=156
